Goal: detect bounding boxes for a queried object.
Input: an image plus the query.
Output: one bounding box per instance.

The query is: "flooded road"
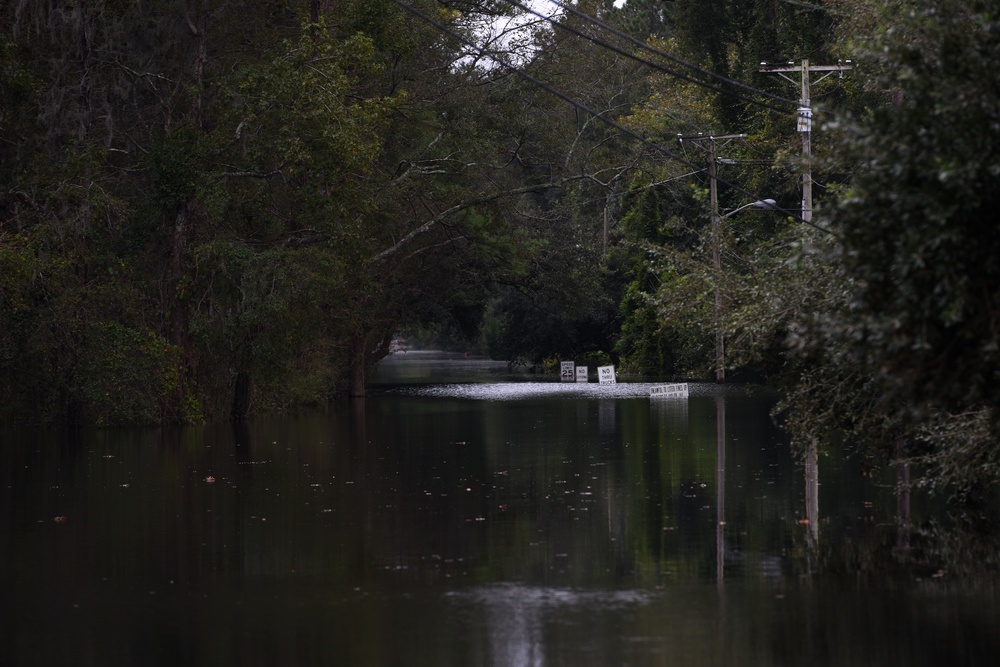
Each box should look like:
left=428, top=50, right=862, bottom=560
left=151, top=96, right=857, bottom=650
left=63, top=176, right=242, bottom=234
left=2, top=357, right=998, bottom=665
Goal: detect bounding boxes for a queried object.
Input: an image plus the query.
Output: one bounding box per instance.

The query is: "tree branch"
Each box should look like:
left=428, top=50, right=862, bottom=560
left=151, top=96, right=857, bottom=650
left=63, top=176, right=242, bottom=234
left=370, top=175, right=591, bottom=264
left=214, top=168, right=284, bottom=179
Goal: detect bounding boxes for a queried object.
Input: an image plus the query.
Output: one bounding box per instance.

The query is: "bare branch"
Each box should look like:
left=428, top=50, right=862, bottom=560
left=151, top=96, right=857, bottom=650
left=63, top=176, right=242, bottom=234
left=215, top=168, right=284, bottom=179
left=371, top=175, right=594, bottom=264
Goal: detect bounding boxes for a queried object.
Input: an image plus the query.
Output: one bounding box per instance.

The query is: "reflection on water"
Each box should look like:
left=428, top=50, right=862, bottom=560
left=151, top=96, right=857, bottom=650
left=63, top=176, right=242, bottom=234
left=2, top=363, right=999, bottom=666
left=804, top=437, right=820, bottom=555
left=451, top=584, right=654, bottom=667
left=716, top=395, right=726, bottom=588
left=372, top=350, right=519, bottom=385
left=650, top=393, right=689, bottom=430
left=391, top=379, right=708, bottom=400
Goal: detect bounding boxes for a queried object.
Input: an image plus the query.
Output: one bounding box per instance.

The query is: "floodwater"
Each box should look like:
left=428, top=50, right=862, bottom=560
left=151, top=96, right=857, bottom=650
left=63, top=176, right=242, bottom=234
left=2, top=354, right=999, bottom=666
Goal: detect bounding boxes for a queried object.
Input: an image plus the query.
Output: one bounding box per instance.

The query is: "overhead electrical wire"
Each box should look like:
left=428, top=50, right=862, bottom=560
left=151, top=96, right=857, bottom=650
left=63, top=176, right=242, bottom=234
left=489, top=0, right=794, bottom=114
left=548, top=0, right=848, bottom=118
left=536, top=2, right=847, bottom=122
left=777, top=0, right=849, bottom=14
left=539, top=0, right=800, bottom=109
left=389, top=0, right=834, bottom=236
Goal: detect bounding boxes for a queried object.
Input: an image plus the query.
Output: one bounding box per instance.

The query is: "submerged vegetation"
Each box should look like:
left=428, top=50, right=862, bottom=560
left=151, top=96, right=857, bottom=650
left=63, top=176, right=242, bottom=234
left=2, top=1, right=1000, bottom=495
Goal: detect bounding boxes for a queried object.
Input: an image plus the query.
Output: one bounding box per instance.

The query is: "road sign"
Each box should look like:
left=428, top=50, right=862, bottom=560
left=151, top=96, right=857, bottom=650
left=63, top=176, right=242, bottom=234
left=598, top=365, right=616, bottom=385
left=650, top=383, right=689, bottom=398
left=560, top=361, right=575, bottom=382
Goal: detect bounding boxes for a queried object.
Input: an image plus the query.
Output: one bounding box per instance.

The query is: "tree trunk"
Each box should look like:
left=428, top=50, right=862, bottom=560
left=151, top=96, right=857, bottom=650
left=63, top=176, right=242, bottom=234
left=169, top=201, right=195, bottom=344
left=231, top=371, right=251, bottom=422
left=349, top=348, right=367, bottom=398
left=168, top=200, right=197, bottom=417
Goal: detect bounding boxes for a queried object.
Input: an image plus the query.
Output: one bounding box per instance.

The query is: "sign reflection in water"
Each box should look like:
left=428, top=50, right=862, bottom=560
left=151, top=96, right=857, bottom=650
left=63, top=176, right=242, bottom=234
left=1, top=369, right=999, bottom=666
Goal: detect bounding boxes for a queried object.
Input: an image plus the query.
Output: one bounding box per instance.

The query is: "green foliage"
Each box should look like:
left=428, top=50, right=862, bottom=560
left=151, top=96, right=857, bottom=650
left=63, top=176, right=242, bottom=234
left=614, top=280, right=668, bottom=374
left=0, top=3, right=411, bottom=423
left=828, top=0, right=1000, bottom=417
left=0, top=35, right=39, bottom=175
left=609, top=0, right=837, bottom=379
left=73, top=323, right=179, bottom=426
left=148, top=128, right=203, bottom=212
left=7, top=0, right=993, bottom=476
left=754, top=0, right=1000, bottom=495
left=229, top=29, right=391, bottom=180
left=0, top=242, right=182, bottom=423
left=480, top=279, right=618, bottom=365
left=911, top=409, right=999, bottom=497
left=186, top=240, right=349, bottom=415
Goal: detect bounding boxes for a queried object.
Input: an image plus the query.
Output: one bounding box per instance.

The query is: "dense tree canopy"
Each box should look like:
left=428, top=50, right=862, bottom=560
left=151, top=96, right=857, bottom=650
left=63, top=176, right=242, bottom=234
left=0, top=0, right=644, bottom=423
left=831, top=0, right=1000, bottom=412
left=3, top=0, right=1000, bottom=499
left=816, top=0, right=1000, bottom=492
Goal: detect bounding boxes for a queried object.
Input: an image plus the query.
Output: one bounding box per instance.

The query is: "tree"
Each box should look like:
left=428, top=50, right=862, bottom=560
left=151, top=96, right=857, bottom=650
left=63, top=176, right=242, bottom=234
left=604, top=0, right=846, bottom=379
left=805, top=0, right=1000, bottom=492
left=1, top=0, right=652, bottom=420
left=369, top=0, right=650, bottom=369
left=829, top=0, right=1000, bottom=416
left=0, top=1, right=398, bottom=421
left=0, top=0, right=210, bottom=423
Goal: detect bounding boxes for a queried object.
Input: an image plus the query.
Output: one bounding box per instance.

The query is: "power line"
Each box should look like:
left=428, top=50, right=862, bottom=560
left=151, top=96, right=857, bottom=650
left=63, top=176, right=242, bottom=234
left=541, top=0, right=800, bottom=109
left=777, top=0, right=850, bottom=15
left=541, top=2, right=848, bottom=123
left=388, top=0, right=834, bottom=236
left=491, top=0, right=793, bottom=114
left=394, top=2, right=700, bottom=168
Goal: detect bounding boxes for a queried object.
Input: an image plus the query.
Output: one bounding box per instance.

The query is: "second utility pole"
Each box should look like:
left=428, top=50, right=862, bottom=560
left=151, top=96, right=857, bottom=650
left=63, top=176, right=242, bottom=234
left=678, top=133, right=745, bottom=383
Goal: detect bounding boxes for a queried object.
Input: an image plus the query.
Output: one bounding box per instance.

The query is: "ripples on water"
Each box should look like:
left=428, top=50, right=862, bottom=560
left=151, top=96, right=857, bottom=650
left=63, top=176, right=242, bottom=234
left=3, top=354, right=1000, bottom=667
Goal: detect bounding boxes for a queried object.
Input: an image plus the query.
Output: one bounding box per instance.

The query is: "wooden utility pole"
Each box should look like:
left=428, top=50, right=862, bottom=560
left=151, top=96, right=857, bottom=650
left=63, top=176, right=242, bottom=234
left=760, top=60, right=851, bottom=552
left=677, top=133, right=746, bottom=383
left=759, top=59, right=852, bottom=224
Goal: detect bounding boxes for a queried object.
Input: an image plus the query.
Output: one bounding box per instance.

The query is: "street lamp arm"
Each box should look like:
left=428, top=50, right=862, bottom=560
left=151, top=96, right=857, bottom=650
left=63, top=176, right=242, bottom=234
left=719, top=198, right=778, bottom=220
left=711, top=196, right=778, bottom=384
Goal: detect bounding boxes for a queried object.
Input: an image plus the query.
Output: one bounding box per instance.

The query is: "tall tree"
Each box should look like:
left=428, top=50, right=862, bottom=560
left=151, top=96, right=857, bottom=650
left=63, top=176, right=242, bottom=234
left=813, top=0, right=1000, bottom=491
left=0, top=1, right=398, bottom=421
left=1, top=0, right=654, bottom=420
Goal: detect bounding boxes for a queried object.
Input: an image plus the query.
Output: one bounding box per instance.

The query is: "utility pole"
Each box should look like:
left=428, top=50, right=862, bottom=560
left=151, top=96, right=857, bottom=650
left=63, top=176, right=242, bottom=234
left=677, top=133, right=746, bottom=383
left=760, top=60, right=851, bottom=553
left=759, top=59, right=852, bottom=224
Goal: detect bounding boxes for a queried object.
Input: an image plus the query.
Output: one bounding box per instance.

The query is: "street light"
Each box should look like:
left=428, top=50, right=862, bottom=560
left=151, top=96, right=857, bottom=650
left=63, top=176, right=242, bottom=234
left=712, top=198, right=779, bottom=383
left=720, top=198, right=778, bottom=219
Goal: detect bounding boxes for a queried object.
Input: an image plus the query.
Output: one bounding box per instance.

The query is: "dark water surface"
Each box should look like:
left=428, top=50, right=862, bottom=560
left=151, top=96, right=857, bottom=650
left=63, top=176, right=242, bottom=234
left=2, top=358, right=999, bottom=666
